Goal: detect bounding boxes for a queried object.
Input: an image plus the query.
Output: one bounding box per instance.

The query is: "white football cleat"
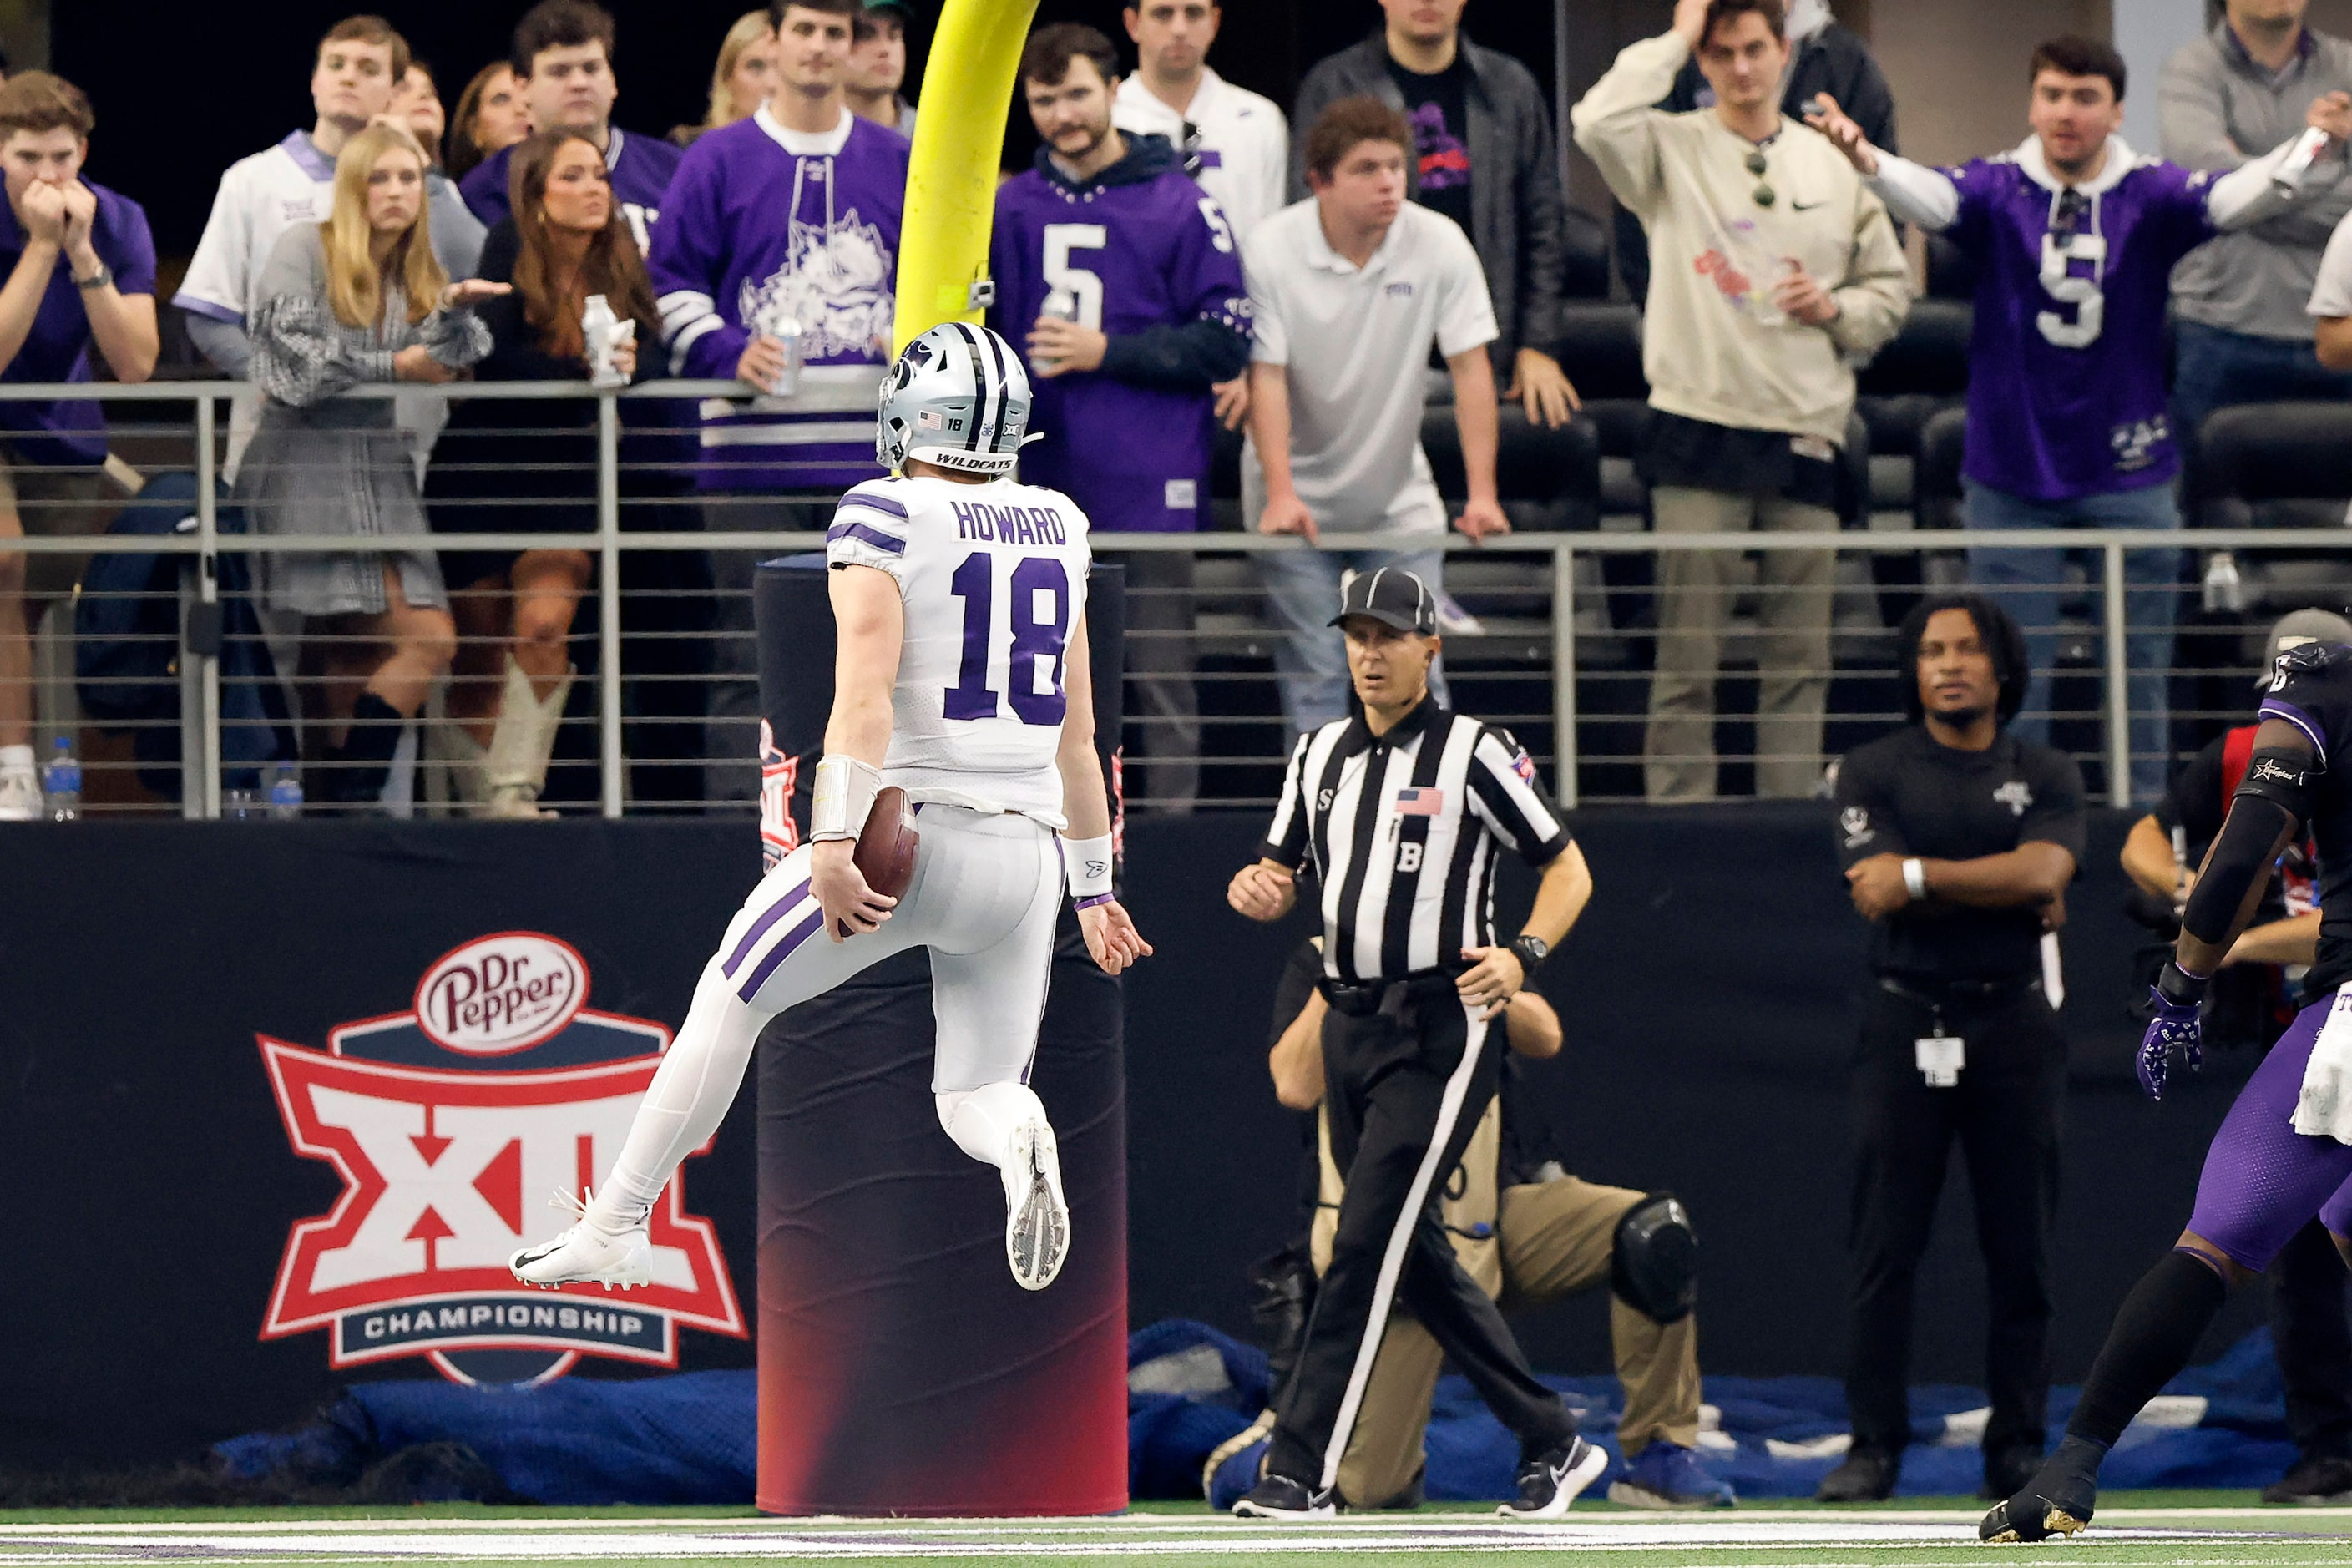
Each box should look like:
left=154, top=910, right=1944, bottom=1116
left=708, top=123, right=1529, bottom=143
left=1004, top=1118, right=1070, bottom=1291
left=0, top=766, right=38, bottom=822
left=508, top=1187, right=651, bottom=1290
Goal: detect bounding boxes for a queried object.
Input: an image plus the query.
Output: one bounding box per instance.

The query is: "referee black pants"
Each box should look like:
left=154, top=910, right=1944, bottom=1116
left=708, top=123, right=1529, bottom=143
left=1845, top=980, right=2064, bottom=1461
left=1266, top=974, right=1575, bottom=1495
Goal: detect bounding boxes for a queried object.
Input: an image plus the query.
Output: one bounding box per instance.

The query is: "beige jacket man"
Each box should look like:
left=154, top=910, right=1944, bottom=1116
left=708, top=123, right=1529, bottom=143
left=1575, top=13, right=1909, bottom=803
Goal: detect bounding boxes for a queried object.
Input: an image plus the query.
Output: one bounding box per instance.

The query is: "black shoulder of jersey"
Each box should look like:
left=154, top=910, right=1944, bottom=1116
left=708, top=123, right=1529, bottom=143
left=2276, top=640, right=2352, bottom=681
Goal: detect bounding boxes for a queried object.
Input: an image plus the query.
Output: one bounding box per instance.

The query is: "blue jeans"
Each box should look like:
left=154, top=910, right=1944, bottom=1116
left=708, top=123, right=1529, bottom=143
left=2172, top=320, right=2352, bottom=453
left=1964, top=479, right=2177, bottom=804
left=1256, top=544, right=1449, bottom=735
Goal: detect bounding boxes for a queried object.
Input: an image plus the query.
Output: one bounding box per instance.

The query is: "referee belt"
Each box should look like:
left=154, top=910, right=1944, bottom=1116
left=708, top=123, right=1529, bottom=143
left=1320, top=964, right=1471, bottom=1020
left=1875, top=974, right=2043, bottom=1008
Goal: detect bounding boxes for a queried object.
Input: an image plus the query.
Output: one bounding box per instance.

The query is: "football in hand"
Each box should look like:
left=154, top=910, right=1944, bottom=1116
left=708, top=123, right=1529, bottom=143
left=852, top=786, right=920, bottom=903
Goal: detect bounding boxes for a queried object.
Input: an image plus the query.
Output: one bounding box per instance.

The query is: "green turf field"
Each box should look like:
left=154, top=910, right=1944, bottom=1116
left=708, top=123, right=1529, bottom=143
left=2, top=1496, right=2349, bottom=1567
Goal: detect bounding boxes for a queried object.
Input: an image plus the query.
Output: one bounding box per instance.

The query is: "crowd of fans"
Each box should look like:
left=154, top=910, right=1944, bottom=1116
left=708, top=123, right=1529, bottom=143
left=3, top=0, right=2352, bottom=820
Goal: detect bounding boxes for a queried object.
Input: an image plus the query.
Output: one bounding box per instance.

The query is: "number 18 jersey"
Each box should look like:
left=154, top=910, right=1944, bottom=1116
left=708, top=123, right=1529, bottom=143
left=825, top=474, right=1093, bottom=823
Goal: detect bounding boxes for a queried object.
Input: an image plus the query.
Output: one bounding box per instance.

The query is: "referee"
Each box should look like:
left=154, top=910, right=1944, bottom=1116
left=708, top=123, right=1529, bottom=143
left=1226, top=568, right=1601, bottom=1521
left=1822, top=593, right=2085, bottom=1505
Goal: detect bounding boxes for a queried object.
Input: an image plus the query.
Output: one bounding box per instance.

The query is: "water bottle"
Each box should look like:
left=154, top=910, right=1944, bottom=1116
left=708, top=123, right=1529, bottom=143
left=42, top=736, right=79, bottom=822
left=1036, top=284, right=1081, bottom=373
left=270, top=761, right=304, bottom=821
left=2202, top=549, right=2245, bottom=614
left=582, top=294, right=630, bottom=389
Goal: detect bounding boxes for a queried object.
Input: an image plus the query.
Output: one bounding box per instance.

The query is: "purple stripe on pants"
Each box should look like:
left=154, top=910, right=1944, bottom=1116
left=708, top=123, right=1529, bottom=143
left=2187, top=995, right=2352, bottom=1271
left=721, top=879, right=810, bottom=979
left=737, top=906, right=827, bottom=1002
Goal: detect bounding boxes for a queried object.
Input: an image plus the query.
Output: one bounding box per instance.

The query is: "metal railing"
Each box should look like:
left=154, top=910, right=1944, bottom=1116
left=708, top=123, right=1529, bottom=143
left=3, top=377, right=2339, bottom=817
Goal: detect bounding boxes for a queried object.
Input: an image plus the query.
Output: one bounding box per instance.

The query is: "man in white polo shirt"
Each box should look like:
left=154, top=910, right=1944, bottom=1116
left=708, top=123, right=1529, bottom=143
left=1243, top=94, right=1505, bottom=736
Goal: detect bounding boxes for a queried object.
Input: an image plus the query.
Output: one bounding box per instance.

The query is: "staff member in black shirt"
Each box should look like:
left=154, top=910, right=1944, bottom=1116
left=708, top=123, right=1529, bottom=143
left=1820, top=592, right=2086, bottom=1505
left=1225, top=567, right=1601, bottom=1521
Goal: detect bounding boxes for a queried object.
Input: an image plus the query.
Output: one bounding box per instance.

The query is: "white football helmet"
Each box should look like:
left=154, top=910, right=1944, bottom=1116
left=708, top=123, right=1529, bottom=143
left=877, top=321, right=1034, bottom=477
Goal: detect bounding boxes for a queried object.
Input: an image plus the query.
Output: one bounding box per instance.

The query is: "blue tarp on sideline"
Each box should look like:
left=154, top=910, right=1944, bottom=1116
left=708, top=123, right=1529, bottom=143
left=217, top=1321, right=2300, bottom=1505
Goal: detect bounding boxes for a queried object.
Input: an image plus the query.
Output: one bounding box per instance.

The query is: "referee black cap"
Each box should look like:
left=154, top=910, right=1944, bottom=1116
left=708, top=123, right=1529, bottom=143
left=1330, top=568, right=1437, bottom=636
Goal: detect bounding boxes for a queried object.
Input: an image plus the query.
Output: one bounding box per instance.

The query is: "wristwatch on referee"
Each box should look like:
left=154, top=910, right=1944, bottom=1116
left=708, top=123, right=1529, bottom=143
left=1509, top=933, right=1550, bottom=977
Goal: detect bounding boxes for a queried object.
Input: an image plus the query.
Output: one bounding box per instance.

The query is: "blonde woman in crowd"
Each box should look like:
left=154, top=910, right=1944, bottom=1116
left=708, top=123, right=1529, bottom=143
left=670, top=10, right=779, bottom=146
left=235, top=121, right=503, bottom=807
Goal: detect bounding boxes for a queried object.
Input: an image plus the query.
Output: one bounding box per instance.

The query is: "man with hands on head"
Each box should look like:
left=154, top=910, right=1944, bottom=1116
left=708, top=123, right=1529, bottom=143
left=1828, top=594, right=2086, bottom=1505
left=1572, top=0, right=1910, bottom=806
left=0, top=70, right=155, bottom=821
left=1225, top=566, right=1606, bottom=1523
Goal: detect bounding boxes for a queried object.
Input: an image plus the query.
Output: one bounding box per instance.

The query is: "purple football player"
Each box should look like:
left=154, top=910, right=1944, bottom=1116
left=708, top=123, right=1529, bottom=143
left=1808, top=33, right=2348, bottom=803
left=1964, top=634, right=2352, bottom=1542
left=990, top=22, right=1252, bottom=809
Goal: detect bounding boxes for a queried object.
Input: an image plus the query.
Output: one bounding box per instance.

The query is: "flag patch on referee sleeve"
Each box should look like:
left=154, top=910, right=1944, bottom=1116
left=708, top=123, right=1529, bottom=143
left=1394, top=787, right=1444, bottom=815
left=1511, top=750, right=1535, bottom=782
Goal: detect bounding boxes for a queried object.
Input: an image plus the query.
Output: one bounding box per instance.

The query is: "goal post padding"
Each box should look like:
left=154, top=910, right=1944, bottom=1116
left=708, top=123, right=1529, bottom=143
left=751, top=557, right=1128, bottom=1515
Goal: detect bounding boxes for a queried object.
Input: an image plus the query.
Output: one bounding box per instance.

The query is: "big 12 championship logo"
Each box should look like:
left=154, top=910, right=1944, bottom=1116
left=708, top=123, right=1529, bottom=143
left=256, top=933, right=744, bottom=1385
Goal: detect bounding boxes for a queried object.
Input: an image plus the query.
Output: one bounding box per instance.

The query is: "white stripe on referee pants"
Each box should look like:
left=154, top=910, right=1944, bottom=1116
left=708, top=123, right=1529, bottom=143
left=1318, top=1000, right=1492, bottom=1492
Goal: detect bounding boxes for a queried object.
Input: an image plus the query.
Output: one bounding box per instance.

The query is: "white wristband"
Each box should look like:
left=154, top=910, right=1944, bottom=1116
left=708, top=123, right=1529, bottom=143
left=1901, top=857, right=1928, bottom=902
left=810, top=755, right=882, bottom=842
left=1063, top=832, right=1115, bottom=900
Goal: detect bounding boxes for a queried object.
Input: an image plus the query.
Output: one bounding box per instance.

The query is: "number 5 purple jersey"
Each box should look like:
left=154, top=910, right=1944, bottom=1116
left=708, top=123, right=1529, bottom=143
left=1941, top=136, right=2218, bottom=503
left=989, top=139, right=1252, bottom=534
left=825, top=473, right=1093, bottom=824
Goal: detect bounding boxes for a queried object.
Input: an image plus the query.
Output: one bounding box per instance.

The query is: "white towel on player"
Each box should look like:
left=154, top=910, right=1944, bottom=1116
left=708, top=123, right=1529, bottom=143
left=2292, top=984, right=2352, bottom=1143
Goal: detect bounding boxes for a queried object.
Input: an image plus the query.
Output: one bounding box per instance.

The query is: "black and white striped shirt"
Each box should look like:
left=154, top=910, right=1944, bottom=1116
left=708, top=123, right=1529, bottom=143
left=1259, top=701, right=1574, bottom=984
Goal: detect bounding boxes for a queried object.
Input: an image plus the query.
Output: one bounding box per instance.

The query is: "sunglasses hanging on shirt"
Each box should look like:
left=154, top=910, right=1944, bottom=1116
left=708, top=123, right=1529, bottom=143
left=1181, top=119, right=1205, bottom=180
left=1746, top=148, right=1775, bottom=209
left=2049, top=186, right=2087, bottom=244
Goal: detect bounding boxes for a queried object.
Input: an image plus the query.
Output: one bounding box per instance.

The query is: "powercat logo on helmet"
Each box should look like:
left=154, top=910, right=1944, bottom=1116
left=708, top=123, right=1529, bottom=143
left=257, top=933, right=743, bottom=1386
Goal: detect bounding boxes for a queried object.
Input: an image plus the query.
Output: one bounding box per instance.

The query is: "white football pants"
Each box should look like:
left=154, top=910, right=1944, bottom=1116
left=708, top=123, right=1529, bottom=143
left=588, top=805, right=1065, bottom=1230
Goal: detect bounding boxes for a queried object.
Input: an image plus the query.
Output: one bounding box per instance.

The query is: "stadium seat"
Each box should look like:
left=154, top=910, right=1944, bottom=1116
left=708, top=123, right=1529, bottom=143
left=1207, top=422, right=1244, bottom=533
left=1857, top=298, right=1971, bottom=514
left=1553, top=300, right=1649, bottom=522
left=1925, top=233, right=1975, bottom=300
left=1420, top=406, right=1601, bottom=534
left=1560, top=205, right=1612, bottom=301
left=2194, top=401, right=2352, bottom=618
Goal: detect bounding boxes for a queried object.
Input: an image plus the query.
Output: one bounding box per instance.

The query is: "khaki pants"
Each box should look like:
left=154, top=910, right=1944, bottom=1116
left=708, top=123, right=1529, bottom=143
left=1310, top=1101, right=1703, bottom=1508
left=1643, top=486, right=1835, bottom=804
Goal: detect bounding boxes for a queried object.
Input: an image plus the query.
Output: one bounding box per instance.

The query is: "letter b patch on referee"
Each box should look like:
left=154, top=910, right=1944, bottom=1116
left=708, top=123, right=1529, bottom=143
left=1397, top=842, right=1423, bottom=873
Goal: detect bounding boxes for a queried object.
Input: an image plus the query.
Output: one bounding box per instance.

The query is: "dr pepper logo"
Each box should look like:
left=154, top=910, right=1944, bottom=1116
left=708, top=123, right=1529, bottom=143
left=415, top=932, right=586, bottom=1055
left=258, top=933, right=744, bottom=1386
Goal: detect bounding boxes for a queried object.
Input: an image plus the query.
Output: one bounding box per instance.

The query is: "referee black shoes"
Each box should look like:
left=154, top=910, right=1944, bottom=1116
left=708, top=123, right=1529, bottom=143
left=1498, top=1435, right=1610, bottom=1520
left=1232, top=1473, right=1338, bottom=1520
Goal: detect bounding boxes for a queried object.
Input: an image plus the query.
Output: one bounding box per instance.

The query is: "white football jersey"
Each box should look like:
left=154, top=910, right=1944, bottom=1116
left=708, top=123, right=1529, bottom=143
left=825, top=474, right=1094, bottom=822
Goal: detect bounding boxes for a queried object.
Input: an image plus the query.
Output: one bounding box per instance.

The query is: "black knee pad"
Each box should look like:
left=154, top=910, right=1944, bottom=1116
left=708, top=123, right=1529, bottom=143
left=1612, top=1191, right=1697, bottom=1325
